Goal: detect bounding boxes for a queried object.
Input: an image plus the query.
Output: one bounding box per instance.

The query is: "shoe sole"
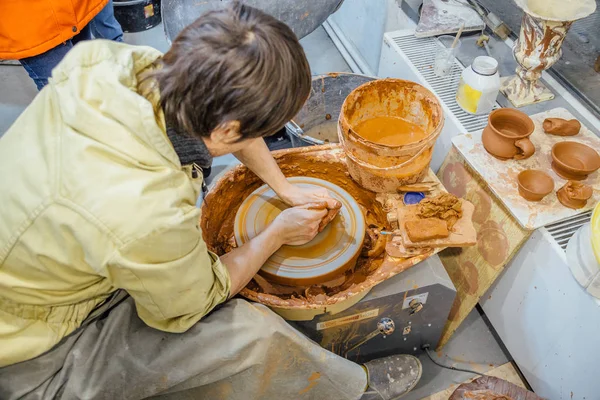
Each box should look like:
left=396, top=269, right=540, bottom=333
left=392, top=355, right=423, bottom=400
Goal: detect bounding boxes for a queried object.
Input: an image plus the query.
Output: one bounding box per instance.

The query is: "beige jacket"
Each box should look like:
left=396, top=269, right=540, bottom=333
left=0, top=41, right=231, bottom=367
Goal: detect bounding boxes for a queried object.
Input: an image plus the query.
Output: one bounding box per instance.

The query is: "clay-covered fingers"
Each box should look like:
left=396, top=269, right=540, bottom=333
left=312, top=188, right=342, bottom=210
left=273, top=206, right=327, bottom=246
left=318, top=207, right=341, bottom=233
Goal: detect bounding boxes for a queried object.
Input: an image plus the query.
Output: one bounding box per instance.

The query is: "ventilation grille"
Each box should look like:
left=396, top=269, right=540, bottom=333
left=545, top=211, right=593, bottom=250
left=391, top=35, right=495, bottom=133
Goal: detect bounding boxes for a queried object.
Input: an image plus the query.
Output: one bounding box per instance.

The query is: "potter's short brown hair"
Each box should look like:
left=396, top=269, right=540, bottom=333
left=153, top=2, right=311, bottom=139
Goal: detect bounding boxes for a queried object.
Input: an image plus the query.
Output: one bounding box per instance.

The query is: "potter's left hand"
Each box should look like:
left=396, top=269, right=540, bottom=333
left=280, top=185, right=341, bottom=210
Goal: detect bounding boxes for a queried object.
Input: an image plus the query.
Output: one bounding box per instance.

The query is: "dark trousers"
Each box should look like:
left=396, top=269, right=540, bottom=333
left=19, top=0, right=123, bottom=90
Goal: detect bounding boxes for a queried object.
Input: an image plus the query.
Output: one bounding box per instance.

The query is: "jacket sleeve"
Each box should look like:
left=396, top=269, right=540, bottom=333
left=106, top=208, right=231, bottom=332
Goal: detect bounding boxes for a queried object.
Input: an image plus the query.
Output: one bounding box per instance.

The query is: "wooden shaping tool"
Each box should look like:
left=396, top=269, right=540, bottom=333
left=397, top=200, right=477, bottom=249
left=396, top=181, right=439, bottom=192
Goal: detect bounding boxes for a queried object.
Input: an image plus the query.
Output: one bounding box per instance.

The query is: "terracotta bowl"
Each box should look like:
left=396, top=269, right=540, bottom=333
left=551, top=141, right=600, bottom=180
left=517, top=169, right=554, bottom=201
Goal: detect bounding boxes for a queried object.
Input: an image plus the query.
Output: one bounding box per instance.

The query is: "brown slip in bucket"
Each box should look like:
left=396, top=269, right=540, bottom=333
left=517, top=169, right=554, bottom=201
left=338, top=79, right=444, bottom=193
left=551, top=141, right=600, bottom=180
left=482, top=108, right=535, bottom=160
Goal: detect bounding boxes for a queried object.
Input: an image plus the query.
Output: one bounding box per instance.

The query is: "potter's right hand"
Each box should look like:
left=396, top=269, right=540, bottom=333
left=271, top=204, right=328, bottom=246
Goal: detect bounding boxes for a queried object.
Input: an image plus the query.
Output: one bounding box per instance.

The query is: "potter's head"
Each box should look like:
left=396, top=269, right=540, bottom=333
left=151, top=2, right=311, bottom=156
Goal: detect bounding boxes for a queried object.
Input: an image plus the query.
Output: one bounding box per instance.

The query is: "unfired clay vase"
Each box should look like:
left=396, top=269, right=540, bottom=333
left=557, top=180, right=593, bottom=209
left=551, top=141, right=600, bottom=180
left=482, top=108, right=535, bottom=160
left=517, top=169, right=554, bottom=201
left=543, top=118, right=581, bottom=136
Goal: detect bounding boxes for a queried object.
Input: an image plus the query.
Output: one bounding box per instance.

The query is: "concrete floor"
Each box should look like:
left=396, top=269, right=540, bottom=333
left=0, top=22, right=516, bottom=398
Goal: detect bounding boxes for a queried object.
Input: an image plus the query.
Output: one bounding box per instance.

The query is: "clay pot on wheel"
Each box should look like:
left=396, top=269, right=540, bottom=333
left=557, top=180, right=593, bottom=209
left=517, top=169, right=554, bottom=201
left=551, top=141, right=600, bottom=180
left=482, top=108, right=535, bottom=160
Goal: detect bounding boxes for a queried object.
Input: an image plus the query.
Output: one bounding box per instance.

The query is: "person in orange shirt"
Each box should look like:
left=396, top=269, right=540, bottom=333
left=0, top=0, right=122, bottom=90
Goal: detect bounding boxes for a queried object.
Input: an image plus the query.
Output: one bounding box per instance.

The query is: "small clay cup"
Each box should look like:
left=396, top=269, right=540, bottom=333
left=517, top=170, right=554, bottom=202
left=482, top=108, right=535, bottom=160
left=551, top=141, right=600, bottom=181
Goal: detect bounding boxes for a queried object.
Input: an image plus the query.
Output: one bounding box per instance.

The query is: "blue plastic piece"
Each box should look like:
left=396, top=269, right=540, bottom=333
left=403, top=192, right=425, bottom=205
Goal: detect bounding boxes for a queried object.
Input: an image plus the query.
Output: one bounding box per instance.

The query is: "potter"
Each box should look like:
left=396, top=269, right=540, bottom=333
left=0, top=5, right=423, bottom=400
left=482, top=108, right=535, bottom=160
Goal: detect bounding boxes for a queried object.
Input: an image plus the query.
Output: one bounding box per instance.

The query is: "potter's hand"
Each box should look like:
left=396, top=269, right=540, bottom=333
left=271, top=204, right=328, bottom=246
left=279, top=185, right=342, bottom=210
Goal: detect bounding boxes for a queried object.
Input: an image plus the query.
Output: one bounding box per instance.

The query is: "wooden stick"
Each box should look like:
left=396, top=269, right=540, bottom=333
left=452, top=23, right=465, bottom=48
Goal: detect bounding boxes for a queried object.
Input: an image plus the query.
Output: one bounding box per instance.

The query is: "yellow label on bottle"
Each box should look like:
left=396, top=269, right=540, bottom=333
left=456, top=79, right=482, bottom=114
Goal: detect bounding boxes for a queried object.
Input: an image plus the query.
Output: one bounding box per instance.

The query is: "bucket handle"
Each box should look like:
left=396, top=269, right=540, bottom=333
left=337, top=127, right=440, bottom=172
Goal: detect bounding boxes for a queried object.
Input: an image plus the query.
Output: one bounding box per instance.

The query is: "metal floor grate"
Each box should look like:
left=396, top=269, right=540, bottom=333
left=545, top=211, right=592, bottom=251
left=391, top=35, right=495, bottom=133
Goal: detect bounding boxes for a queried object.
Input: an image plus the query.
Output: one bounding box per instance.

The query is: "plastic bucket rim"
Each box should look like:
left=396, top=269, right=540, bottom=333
left=338, top=78, right=444, bottom=152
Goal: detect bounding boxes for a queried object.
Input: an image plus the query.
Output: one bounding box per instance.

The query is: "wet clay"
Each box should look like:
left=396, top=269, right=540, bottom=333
left=417, top=193, right=463, bottom=230
left=353, top=116, right=427, bottom=146
left=517, top=169, right=554, bottom=202
left=306, top=201, right=343, bottom=233
left=398, top=200, right=477, bottom=249
left=543, top=118, right=581, bottom=136
left=482, top=109, right=535, bottom=160
left=201, top=145, right=424, bottom=309
left=557, top=180, right=593, bottom=209
left=234, top=178, right=362, bottom=286
left=551, top=141, right=600, bottom=180
left=405, top=218, right=449, bottom=242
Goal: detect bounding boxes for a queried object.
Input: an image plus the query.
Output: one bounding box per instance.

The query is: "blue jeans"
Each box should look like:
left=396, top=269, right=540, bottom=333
left=19, top=25, right=92, bottom=90
left=91, top=0, right=124, bottom=42
left=19, top=1, right=123, bottom=91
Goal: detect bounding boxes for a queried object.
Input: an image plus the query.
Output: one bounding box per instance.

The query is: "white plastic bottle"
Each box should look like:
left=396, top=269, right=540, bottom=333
left=456, top=56, right=500, bottom=115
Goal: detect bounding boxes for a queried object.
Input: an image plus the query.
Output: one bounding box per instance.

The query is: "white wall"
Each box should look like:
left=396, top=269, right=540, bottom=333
left=328, top=0, right=414, bottom=75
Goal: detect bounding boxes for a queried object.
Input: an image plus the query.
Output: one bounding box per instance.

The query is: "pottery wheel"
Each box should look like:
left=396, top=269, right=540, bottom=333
left=234, top=177, right=366, bottom=286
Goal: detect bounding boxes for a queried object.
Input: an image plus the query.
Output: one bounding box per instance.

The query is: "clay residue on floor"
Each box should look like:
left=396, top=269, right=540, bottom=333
left=201, top=145, right=437, bottom=309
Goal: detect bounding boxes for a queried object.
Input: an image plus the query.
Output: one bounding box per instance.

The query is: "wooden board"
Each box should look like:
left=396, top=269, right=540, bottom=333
left=452, top=107, right=600, bottom=230
left=415, top=0, right=485, bottom=38
left=422, top=362, right=527, bottom=400
left=398, top=200, right=477, bottom=249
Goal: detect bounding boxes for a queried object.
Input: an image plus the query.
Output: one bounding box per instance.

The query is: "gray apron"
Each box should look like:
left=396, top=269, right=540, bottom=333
left=0, top=292, right=366, bottom=400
